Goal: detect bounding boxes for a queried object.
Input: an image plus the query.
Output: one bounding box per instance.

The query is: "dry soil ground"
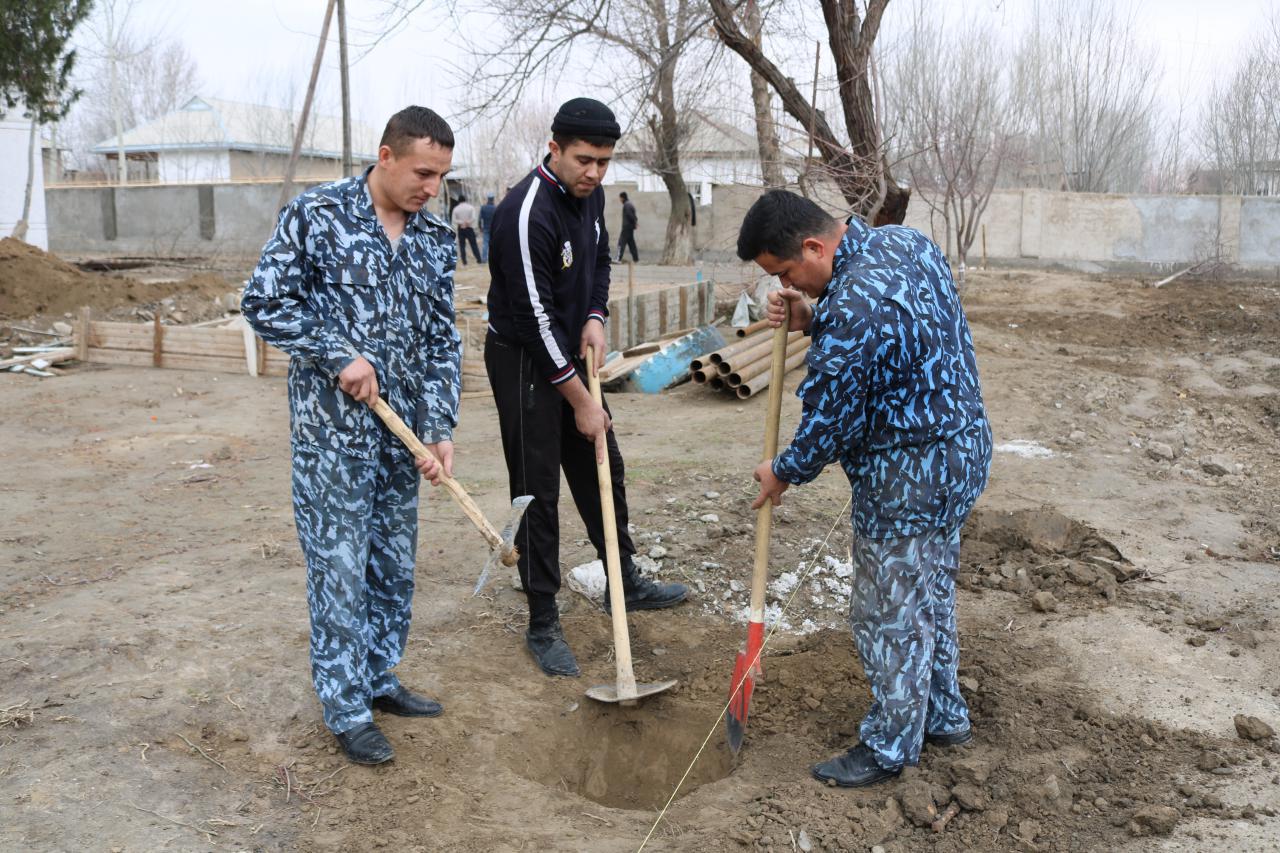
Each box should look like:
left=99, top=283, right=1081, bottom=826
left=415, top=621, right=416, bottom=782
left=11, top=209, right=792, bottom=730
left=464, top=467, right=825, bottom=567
left=2, top=269, right=1280, bottom=852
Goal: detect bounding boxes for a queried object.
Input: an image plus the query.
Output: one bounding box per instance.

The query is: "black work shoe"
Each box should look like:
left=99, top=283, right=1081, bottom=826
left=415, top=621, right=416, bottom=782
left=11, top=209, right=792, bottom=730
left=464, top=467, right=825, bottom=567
left=924, top=727, right=973, bottom=748
left=811, top=744, right=901, bottom=788
left=603, top=558, right=689, bottom=613
left=335, top=722, right=393, bottom=765
left=372, top=686, right=443, bottom=718
left=526, top=620, right=580, bottom=677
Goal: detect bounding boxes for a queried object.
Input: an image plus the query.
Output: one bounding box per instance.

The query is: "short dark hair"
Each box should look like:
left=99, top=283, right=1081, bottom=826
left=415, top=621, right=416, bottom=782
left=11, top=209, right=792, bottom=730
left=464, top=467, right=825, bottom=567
left=619, top=192, right=629, bottom=201
left=380, top=106, right=454, bottom=154
left=737, top=190, right=838, bottom=261
left=552, top=132, right=617, bottom=151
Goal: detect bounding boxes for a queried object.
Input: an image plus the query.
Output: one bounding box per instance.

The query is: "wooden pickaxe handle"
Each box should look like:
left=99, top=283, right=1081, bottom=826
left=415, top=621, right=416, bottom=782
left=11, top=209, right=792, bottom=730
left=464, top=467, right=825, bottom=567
left=748, top=308, right=790, bottom=624
left=369, top=397, right=510, bottom=560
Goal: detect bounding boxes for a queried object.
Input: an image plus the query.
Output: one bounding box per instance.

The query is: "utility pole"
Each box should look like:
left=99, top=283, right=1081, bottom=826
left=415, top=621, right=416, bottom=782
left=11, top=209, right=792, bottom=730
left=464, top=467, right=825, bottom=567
left=337, top=0, right=353, bottom=178
left=280, top=0, right=337, bottom=208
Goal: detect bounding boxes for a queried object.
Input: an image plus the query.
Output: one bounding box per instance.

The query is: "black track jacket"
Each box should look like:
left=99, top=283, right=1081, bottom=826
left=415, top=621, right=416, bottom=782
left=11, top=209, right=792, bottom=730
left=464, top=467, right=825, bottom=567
left=486, top=158, right=611, bottom=385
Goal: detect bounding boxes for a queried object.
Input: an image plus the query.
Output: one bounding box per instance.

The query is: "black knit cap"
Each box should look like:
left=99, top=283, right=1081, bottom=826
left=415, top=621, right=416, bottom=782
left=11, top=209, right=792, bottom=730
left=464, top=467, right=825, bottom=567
left=551, top=97, right=621, bottom=141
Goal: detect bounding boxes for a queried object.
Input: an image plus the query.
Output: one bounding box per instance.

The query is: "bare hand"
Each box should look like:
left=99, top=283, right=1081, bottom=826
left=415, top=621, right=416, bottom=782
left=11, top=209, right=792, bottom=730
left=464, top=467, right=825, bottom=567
left=574, top=400, right=612, bottom=464
left=751, top=459, right=789, bottom=509
left=580, top=322, right=607, bottom=376
left=767, top=289, right=812, bottom=333
left=338, top=356, right=379, bottom=404
left=416, top=440, right=453, bottom=486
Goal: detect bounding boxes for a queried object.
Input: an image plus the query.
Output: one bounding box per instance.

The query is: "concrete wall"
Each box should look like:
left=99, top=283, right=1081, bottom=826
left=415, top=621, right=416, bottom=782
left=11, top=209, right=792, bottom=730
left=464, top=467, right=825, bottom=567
left=45, top=180, right=1280, bottom=271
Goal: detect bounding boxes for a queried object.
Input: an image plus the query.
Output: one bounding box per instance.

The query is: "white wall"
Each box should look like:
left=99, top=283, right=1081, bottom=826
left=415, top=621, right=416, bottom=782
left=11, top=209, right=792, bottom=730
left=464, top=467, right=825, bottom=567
left=0, top=110, right=49, bottom=250
left=158, top=149, right=231, bottom=183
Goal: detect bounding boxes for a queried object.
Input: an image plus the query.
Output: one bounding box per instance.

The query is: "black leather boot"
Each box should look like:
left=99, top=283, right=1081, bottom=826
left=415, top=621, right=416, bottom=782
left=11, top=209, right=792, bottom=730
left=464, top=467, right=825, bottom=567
left=525, top=595, right=579, bottom=677
left=603, top=556, right=689, bottom=614
left=334, top=722, right=394, bottom=765
left=811, top=744, right=901, bottom=787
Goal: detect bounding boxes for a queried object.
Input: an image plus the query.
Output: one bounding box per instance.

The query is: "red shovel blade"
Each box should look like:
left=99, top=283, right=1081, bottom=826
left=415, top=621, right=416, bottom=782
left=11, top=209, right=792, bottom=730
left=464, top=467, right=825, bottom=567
left=726, top=619, right=765, bottom=754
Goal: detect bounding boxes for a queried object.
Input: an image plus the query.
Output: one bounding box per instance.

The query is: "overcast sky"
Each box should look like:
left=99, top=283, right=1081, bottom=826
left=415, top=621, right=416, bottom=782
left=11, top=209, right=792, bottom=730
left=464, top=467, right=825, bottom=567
left=73, top=0, right=1273, bottom=148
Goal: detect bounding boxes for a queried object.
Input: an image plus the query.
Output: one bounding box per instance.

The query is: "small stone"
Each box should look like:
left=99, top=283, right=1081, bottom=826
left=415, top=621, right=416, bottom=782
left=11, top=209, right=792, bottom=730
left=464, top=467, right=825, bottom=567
left=651, top=647, right=667, bottom=656
left=1234, top=715, right=1275, bottom=742
left=1094, top=797, right=1108, bottom=808
left=52, top=321, right=73, bottom=336
left=898, top=779, right=937, bottom=827
left=704, top=491, right=720, bottom=499
left=1186, top=634, right=1207, bottom=647
left=952, top=756, right=991, bottom=786
left=648, top=545, right=668, bottom=559
left=1201, top=456, right=1232, bottom=477
left=1031, top=591, right=1058, bottom=613
left=1146, top=441, right=1175, bottom=461
left=699, top=513, right=720, bottom=523
left=871, top=847, right=886, bottom=853
left=406, top=794, right=420, bottom=804
left=1069, top=429, right=1086, bottom=442
left=984, top=809, right=1009, bottom=829
left=729, top=579, right=745, bottom=593
left=796, top=829, right=812, bottom=852
left=1130, top=805, right=1179, bottom=836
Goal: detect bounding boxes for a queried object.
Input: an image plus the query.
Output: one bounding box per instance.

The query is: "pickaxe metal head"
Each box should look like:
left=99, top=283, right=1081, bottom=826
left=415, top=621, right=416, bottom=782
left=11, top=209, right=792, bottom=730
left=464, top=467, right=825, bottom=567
left=473, top=495, right=533, bottom=596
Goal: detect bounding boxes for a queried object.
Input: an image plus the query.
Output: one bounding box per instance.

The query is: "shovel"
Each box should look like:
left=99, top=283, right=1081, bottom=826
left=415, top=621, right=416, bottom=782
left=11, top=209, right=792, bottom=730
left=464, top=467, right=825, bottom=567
left=581, top=346, right=677, bottom=706
left=726, top=308, right=790, bottom=753
left=368, top=398, right=531, bottom=591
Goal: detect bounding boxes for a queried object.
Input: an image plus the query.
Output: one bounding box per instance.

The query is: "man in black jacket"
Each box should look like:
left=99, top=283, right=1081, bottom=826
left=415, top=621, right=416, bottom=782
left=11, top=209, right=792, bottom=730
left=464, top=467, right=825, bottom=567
left=617, top=191, right=639, bottom=262
left=485, top=98, right=688, bottom=677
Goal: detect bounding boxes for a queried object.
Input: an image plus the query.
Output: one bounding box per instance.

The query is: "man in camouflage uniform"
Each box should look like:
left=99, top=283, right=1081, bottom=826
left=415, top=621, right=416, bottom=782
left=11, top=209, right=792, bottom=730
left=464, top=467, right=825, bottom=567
left=740, top=190, right=991, bottom=787
left=242, top=107, right=461, bottom=765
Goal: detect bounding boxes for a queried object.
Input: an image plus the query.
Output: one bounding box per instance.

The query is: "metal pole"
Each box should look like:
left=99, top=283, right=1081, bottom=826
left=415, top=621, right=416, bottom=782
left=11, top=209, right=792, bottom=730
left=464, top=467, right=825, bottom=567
left=279, top=0, right=337, bottom=209
left=337, top=0, right=353, bottom=178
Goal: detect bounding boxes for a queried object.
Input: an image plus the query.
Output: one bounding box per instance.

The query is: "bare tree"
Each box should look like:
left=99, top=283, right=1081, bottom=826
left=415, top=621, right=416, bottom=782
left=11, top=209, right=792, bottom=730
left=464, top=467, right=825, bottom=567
left=742, top=0, right=783, bottom=188
left=459, top=101, right=557, bottom=202
left=886, top=7, right=1018, bottom=265
left=455, top=0, right=720, bottom=264
left=65, top=1, right=199, bottom=181
left=709, top=0, right=909, bottom=223
left=1013, top=0, right=1160, bottom=193
left=1199, top=14, right=1280, bottom=196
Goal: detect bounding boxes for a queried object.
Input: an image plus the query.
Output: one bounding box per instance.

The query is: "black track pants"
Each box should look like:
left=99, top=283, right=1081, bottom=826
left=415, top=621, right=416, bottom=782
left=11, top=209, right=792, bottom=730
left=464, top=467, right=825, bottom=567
left=484, top=333, right=637, bottom=600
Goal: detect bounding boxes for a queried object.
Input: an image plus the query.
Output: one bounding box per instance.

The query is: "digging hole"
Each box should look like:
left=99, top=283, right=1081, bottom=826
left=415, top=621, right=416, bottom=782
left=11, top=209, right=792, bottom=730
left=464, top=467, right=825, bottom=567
left=502, top=697, right=734, bottom=810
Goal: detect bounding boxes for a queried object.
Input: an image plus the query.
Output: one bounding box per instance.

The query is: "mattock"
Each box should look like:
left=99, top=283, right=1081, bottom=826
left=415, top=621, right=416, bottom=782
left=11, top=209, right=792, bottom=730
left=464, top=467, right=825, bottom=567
left=368, top=398, right=532, bottom=591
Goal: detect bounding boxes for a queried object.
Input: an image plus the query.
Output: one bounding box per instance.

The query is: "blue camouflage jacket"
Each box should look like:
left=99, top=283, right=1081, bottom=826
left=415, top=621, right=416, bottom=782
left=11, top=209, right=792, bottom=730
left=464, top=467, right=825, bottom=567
left=773, top=217, right=992, bottom=539
left=243, top=169, right=461, bottom=460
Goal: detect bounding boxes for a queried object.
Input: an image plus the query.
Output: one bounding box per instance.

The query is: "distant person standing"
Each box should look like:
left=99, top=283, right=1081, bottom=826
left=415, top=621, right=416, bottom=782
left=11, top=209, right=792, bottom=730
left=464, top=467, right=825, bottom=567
left=452, top=196, right=481, bottom=265
left=479, top=194, right=497, bottom=262
left=616, top=191, right=639, bottom=262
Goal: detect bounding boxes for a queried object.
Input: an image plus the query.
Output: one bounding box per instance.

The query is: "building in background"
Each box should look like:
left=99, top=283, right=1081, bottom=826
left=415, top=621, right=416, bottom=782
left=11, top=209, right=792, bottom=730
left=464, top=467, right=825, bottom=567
left=87, top=96, right=378, bottom=185
left=1, top=106, right=49, bottom=250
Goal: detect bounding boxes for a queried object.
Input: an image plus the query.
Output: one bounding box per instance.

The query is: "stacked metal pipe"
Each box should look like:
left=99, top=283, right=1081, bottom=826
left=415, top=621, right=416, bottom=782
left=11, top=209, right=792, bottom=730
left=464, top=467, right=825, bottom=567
left=690, top=328, right=811, bottom=399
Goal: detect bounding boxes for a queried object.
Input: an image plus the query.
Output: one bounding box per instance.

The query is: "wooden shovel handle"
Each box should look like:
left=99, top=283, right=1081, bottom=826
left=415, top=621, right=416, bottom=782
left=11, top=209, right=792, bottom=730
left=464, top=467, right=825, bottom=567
left=586, top=346, right=639, bottom=701
left=368, top=397, right=504, bottom=551
left=748, top=308, right=791, bottom=622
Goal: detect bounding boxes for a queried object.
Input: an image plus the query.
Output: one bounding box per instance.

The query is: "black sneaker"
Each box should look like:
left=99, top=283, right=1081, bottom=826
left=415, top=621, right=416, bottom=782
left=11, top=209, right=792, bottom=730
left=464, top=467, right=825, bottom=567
left=335, top=722, right=393, bottom=765
left=810, top=744, right=901, bottom=788
left=924, top=727, right=973, bottom=748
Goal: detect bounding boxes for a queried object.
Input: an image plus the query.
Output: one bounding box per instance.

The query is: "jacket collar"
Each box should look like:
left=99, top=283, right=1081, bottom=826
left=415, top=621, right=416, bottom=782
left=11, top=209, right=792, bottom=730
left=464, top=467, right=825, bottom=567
left=536, top=155, right=568, bottom=195
left=833, top=215, right=872, bottom=275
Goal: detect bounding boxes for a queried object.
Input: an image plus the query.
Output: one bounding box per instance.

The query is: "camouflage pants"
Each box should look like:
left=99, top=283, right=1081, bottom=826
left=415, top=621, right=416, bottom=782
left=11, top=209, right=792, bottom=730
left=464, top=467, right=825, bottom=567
left=850, top=526, right=969, bottom=769
left=292, top=441, right=420, bottom=734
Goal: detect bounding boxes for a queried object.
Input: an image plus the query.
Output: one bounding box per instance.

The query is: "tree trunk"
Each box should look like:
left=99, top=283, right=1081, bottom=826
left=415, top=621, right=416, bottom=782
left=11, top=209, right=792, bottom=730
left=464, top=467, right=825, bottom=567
left=650, top=3, right=692, bottom=265
left=11, top=118, right=38, bottom=241
left=745, top=0, right=784, bottom=188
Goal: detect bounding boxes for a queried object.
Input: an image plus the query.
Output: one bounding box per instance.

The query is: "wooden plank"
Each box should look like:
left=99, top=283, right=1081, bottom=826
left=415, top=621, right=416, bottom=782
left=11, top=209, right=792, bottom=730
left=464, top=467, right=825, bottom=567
left=75, top=307, right=91, bottom=361
left=152, top=316, right=164, bottom=368
left=88, top=322, right=249, bottom=358
left=679, top=286, right=689, bottom=329
left=85, top=347, right=250, bottom=375
left=0, top=348, right=75, bottom=370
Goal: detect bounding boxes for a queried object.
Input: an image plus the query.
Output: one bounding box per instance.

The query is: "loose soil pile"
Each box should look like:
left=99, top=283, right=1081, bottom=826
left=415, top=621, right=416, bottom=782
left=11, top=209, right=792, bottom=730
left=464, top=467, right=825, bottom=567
left=0, top=238, right=236, bottom=324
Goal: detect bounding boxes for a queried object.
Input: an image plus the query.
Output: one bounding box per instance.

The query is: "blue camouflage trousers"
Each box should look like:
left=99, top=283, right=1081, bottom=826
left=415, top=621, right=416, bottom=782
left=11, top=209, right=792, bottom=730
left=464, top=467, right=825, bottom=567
left=850, top=525, right=969, bottom=769
left=291, top=441, right=420, bottom=734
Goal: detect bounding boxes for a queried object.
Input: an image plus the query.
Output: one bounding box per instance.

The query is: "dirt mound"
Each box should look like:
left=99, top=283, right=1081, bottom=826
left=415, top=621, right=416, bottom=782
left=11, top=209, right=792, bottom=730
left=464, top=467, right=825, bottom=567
left=959, top=508, right=1137, bottom=607
left=0, top=238, right=234, bottom=322
left=676, top=627, right=1268, bottom=851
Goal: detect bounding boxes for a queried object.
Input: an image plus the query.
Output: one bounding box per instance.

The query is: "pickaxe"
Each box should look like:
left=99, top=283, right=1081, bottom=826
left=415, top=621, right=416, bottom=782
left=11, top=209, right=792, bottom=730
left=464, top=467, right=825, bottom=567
left=369, top=398, right=531, bottom=592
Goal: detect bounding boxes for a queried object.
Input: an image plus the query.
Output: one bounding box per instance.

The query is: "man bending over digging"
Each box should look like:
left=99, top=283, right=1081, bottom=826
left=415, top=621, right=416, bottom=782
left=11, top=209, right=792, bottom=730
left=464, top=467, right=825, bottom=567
left=740, top=190, right=992, bottom=787
left=243, top=107, right=460, bottom=765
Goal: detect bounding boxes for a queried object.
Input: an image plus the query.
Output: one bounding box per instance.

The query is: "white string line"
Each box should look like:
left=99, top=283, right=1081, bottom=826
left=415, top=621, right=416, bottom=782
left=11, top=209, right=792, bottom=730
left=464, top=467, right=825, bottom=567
left=636, top=494, right=853, bottom=853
